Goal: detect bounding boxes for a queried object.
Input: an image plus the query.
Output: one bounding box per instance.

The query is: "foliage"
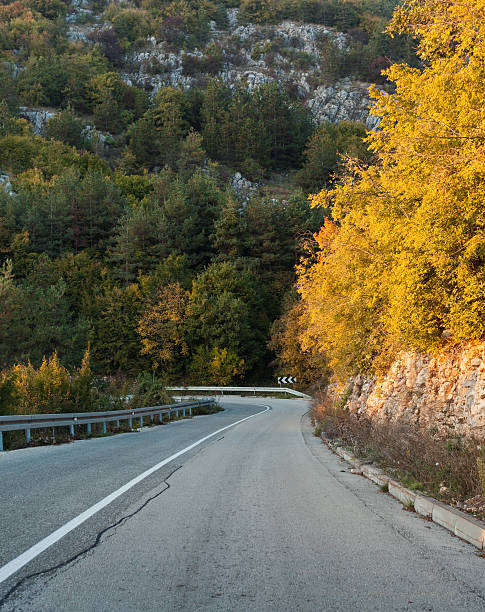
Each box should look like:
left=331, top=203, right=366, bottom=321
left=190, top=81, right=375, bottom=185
left=128, top=372, right=173, bottom=408
left=313, top=391, right=483, bottom=505
left=10, top=169, right=125, bottom=256
left=297, top=0, right=485, bottom=380
left=12, top=352, right=71, bottom=414
left=0, top=256, right=88, bottom=368
left=45, top=108, right=86, bottom=149
left=201, top=79, right=313, bottom=174
left=185, top=261, right=268, bottom=372
left=296, top=121, right=370, bottom=193
left=189, top=346, right=245, bottom=385
left=138, top=282, right=189, bottom=371
left=268, top=291, right=329, bottom=386
left=70, top=347, right=97, bottom=412
left=0, top=0, right=421, bottom=388
left=89, top=283, right=147, bottom=373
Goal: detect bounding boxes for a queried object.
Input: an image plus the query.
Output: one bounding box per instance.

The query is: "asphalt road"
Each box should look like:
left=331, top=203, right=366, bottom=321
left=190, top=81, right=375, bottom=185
left=1, top=397, right=485, bottom=611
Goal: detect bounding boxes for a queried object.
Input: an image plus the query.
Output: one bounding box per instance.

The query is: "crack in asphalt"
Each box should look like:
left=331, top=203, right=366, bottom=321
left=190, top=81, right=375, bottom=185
left=0, top=416, right=236, bottom=610
left=0, top=465, right=183, bottom=610
left=300, top=412, right=485, bottom=606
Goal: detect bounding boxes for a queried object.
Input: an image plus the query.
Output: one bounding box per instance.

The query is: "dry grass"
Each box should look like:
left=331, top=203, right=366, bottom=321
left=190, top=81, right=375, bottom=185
left=312, top=390, right=483, bottom=508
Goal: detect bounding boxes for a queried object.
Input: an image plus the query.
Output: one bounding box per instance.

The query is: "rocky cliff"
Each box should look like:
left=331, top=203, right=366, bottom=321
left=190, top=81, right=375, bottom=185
left=347, top=343, right=485, bottom=438
left=69, top=6, right=377, bottom=129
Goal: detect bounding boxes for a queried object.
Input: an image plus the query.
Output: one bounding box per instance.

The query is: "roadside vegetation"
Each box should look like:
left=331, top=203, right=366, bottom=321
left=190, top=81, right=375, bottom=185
left=283, top=0, right=485, bottom=383
left=293, top=0, right=485, bottom=519
left=312, top=392, right=485, bottom=520
left=0, top=348, right=173, bottom=415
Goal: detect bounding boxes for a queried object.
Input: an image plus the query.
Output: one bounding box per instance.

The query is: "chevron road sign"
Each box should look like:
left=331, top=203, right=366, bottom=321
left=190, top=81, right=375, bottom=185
left=278, top=376, right=297, bottom=385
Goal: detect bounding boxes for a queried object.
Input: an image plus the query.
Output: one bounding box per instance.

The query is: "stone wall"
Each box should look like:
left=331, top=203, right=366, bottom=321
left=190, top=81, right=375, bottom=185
left=347, top=342, right=485, bottom=438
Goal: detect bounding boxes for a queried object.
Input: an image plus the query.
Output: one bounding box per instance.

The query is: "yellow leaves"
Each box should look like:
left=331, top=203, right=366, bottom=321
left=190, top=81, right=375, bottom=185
left=11, top=352, right=71, bottom=414
left=311, top=218, right=339, bottom=253
left=295, top=0, right=485, bottom=382
left=209, top=348, right=244, bottom=385
left=308, top=189, right=329, bottom=210
left=137, top=282, right=189, bottom=367
left=388, top=0, right=485, bottom=62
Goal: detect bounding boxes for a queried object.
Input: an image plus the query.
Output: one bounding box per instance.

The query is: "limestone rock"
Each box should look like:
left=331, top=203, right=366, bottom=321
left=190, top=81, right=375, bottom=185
left=19, top=108, right=55, bottom=135
left=232, top=172, right=258, bottom=202
left=347, top=342, right=485, bottom=438
left=121, top=17, right=376, bottom=128
left=0, top=173, right=14, bottom=196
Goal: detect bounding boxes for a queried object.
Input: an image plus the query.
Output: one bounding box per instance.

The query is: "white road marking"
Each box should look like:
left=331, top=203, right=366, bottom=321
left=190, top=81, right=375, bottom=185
left=0, top=405, right=270, bottom=585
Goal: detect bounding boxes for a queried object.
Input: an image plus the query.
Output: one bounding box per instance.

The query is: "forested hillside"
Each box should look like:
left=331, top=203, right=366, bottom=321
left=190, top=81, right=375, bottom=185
left=0, top=0, right=421, bottom=414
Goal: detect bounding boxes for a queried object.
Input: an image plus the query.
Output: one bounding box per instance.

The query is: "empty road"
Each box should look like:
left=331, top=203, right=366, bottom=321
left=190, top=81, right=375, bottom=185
left=1, top=397, right=485, bottom=611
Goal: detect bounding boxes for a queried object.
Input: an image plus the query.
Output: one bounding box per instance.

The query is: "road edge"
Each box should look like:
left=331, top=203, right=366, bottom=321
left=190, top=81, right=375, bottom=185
left=320, top=438, right=485, bottom=550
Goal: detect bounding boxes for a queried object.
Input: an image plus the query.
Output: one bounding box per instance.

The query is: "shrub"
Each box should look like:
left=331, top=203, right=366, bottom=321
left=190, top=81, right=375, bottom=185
left=45, top=109, right=86, bottom=149
left=12, top=352, right=71, bottom=414
left=313, top=390, right=482, bottom=504
left=128, top=372, right=173, bottom=408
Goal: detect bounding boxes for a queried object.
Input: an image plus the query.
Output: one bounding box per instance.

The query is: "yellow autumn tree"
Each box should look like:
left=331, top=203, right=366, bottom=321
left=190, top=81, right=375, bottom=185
left=298, top=0, right=485, bottom=380
left=138, top=282, right=189, bottom=371
left=12, top=352, right=71, bottom=414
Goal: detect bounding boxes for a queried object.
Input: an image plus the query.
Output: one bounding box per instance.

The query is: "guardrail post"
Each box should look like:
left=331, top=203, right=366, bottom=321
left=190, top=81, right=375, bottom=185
left=51, top=428, right=56, bottom=443
left=70, top=424, right=74, bottom=437
left=116, top=419, right=120, bottom=429
left=139, top=415, right=143, bottom=428
left=183, top=408, right=186, bottom=418
left=102, top=421, right=107, bottom=434
left=25, top=428, right=31, bottom=444
left=158, top=413, right=162, bottom=423
left=87, top=423, right=91, bottom=435
left=0, top=431, right=3, bottom=451
left=189, top=407, right=192, bottom=417
left=129, top=417, right=133, bottom=429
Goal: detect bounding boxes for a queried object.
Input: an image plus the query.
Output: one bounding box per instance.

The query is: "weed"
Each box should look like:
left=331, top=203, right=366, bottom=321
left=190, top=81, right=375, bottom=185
left=477, top=456, right=485, bottom=498
left=380, top=482, right=389, bottom=493
left=314, top=393, right=483, bottom=505
left=401, top=474, right=423, bottom=491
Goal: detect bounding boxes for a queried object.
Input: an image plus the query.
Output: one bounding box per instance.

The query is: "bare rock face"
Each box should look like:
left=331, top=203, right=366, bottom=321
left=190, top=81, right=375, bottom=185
left=19, top=108, right=55, bottom=135
left=274, top=21, right=347, bottom=54
left=308, top=79, right=379, bottom=129
left=347, top=343, right=485, bottom=438
left=0, top=172, right=14, bottom=195
left=122, top=8, right=376, bottom=128
left=17, top=108, right=111, bottom=152
left=232, top=172, right=258, bottom=202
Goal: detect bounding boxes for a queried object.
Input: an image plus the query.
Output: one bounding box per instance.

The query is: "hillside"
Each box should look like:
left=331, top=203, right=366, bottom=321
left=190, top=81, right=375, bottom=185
left=0, top=0, right=415, bottom=394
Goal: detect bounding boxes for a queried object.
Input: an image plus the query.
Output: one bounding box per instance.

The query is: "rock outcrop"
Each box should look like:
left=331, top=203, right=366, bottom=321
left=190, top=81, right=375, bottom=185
left=347, top=343, right=485, bottom=438
left=231, top=172, right=258, bottom=202
left=18, top=107, right=112, bottom=153
left=122, top=9, right=376, bottom=127
left=0, top=173, right=14, bottom=195
left=19, top=108, right=55, bottom=135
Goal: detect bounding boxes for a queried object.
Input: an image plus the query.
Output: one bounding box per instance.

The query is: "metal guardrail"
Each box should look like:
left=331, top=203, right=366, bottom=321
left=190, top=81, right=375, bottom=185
left=167, top=386, right=311, bottom=399
left=0, top=400, right=214, bottom=451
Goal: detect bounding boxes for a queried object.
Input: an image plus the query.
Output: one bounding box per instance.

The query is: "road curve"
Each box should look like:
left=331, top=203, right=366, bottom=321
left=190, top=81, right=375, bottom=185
left=1, top=397, right=485, bottom=611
